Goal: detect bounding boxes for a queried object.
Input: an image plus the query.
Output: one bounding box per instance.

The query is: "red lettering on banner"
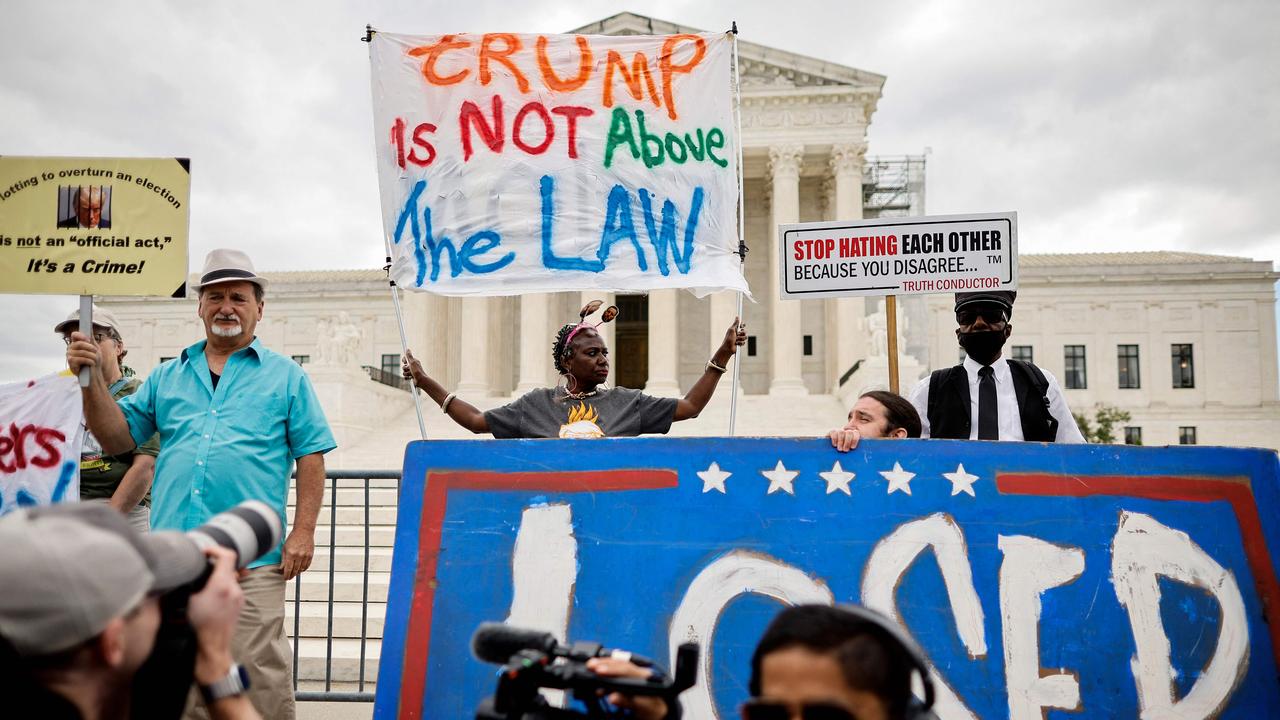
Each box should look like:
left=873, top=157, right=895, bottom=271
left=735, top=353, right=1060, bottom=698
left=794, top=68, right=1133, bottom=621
left=0, top=424, right=66, bottom=474
left=459, top=96, right=505, bottom=161
left=391, top=118, right=438, bottom=169
left=512, top=102, right=554, bottom=155
left=550, top=106, right=593, bottom=159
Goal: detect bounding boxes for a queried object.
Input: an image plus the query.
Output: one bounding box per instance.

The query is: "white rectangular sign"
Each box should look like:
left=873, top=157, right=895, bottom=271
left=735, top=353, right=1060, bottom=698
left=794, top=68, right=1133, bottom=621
left=778, top=212, right=1018, bottom=300
left=0, top=371, right=85, bottom=513
left=368, top=31, right=749, bottom=298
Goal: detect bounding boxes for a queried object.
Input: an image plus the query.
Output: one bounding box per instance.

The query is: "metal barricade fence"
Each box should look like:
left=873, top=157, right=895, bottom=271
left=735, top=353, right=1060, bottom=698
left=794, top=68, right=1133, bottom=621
left=289, top=469, right=400, bottom=703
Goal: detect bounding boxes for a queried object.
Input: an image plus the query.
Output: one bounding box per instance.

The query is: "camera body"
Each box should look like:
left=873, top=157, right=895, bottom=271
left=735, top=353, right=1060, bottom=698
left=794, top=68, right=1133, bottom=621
left=129, top=500, right=281, bottom=720
left=474, top=638, right=698, bottom=720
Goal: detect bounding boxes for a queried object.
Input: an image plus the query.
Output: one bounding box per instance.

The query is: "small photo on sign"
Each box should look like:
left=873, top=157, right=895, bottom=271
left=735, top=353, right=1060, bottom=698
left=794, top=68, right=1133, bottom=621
left=56, top=185, right=112, bottom=229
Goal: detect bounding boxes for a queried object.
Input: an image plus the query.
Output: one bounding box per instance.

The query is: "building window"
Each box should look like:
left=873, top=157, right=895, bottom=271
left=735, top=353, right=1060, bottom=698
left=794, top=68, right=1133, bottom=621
left=1011, top=345, right=1033, bottom=364
left=381, top=354, right=399, bottom=377
left=291, top=355, right=310, bottom=365
left=1171, top=344, right=1195, bottom=388
left=803, top=335, right=813, bottom=356
left=159, top=356, right=175, bottom=364
left=1117, top=345, right=1140, bottom=388
left=1179, top=426, right=1197, bottom=445
left=1064, top=345, right=1087, bottom=389
left=1124, top=427, right=1142, bottom=445
left=747, top=336, right=757, bottom=357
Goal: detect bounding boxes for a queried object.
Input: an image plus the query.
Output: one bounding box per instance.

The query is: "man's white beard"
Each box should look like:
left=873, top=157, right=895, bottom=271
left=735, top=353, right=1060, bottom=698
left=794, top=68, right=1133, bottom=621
left=211, top=323, right=243, bottom=338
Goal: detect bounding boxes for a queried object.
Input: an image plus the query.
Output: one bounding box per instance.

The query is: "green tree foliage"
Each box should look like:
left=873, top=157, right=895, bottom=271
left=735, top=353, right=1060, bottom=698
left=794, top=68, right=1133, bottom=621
left=1073, top=404, right=1133, bottom=444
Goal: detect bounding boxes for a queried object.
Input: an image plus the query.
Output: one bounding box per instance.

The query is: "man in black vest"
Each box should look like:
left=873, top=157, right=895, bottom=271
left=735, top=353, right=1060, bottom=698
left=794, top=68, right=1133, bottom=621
left=908, top=291, right=1084, bottom=442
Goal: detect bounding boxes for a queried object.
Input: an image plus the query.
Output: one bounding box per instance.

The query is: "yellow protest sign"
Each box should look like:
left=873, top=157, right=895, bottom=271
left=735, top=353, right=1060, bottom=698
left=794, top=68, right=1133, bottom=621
left=0, top=156, right=190, bottom=297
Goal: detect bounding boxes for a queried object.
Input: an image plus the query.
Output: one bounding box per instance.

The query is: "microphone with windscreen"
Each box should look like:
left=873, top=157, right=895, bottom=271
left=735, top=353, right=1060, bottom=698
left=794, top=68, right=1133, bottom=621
left=471, top=622, right=657, bottom=667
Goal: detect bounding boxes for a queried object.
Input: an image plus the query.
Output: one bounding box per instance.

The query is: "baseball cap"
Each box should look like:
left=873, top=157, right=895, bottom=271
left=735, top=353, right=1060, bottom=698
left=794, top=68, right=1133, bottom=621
left=954, top=291, right=1016, bottom=318
left=53, top=304, right=122, bottom=335
left=32, top=503, right=207, bottom=593
left=0, top=504, right=208, bottom=657
left=0, top=510, right=151, bottom=656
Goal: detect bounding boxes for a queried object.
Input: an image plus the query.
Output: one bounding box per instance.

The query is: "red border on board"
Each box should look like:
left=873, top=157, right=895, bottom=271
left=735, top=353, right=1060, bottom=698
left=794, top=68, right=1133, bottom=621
left=396, top=470, right=678, bottom=720
left=998, top=473, right=1280, bottom=668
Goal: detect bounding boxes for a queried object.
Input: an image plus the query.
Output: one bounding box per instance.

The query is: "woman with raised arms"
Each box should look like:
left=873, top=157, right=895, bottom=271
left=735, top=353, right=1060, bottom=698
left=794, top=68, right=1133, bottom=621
left=402, top=300, right=746, bottom=439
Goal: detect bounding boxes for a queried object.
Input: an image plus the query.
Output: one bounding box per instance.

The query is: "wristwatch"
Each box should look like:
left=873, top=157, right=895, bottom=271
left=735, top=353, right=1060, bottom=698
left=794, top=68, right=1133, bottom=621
left=200, top=663, right=251, bottom=703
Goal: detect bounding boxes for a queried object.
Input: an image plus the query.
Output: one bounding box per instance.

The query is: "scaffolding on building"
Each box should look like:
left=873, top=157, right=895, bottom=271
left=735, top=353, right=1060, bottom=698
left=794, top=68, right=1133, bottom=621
left=863, top=154, right=927, bottom=218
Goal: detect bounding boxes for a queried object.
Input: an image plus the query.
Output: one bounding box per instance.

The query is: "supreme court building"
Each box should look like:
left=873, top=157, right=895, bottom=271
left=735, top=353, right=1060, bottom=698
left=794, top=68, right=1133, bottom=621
left=99, top=13, right=1280, bottom=463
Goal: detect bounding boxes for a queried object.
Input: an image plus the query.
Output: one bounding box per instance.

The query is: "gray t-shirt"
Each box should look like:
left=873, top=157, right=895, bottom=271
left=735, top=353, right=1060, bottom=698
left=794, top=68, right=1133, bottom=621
left=484, top=387, right=678, bottom=439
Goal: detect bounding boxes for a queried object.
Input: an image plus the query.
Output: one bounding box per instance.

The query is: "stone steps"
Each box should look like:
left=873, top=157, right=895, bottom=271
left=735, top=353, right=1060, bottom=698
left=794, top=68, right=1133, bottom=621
left=294, top=638, right=381, bottom=684
left=286, top=600, right=386, bottom=639
left=306, top=545, right=394, bottom=573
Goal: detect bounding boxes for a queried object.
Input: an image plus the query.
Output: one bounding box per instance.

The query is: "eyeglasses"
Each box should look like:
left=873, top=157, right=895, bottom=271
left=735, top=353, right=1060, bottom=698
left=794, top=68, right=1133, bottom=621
left=62, top=332, right=113, bottom=346
left=955, top=308, right=1008, bottom=326
left=741, top=700, right=859, bottom=720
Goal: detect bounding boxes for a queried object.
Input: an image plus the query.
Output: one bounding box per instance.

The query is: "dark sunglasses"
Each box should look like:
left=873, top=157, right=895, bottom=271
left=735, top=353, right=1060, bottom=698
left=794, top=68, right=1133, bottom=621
left=62, top=332, right=112, bottom=346
left=955, top=307, right=1008, bottom=326
left=741, top=699, right=858, bottom=720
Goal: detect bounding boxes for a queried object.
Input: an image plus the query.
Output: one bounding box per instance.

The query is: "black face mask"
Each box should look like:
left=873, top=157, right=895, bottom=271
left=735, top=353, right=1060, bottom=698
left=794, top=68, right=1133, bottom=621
left=958, top=329, right=1006, bottom=365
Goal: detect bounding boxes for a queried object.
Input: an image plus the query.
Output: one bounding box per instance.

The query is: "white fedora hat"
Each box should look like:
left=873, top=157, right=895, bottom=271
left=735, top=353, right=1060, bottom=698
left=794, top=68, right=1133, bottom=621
left=190, top=248, right=268, bottom=292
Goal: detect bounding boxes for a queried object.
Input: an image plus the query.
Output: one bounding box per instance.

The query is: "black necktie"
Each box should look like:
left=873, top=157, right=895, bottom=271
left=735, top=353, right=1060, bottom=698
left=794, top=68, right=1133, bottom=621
left=978, top=365, right=998, bottom=440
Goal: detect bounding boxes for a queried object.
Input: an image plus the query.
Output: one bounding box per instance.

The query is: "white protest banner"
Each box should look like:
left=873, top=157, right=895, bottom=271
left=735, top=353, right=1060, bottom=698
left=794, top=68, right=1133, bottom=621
left=779, top=212, right=1018, bottom=300
left=0, top=372, right=84, bottom=514
left=369, top=31, right=748, bottom=298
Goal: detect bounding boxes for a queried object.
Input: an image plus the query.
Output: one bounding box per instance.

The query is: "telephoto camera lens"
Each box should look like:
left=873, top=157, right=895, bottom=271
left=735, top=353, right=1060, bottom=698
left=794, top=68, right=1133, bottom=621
left=186, top=500, right=283, bottom=569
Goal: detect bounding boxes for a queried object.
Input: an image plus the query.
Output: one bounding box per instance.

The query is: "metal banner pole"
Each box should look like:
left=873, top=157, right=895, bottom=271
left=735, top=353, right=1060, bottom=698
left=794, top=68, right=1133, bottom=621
left=729, top=22, right=747, bottom=436
left=386, top=264, right=428, bottom=440
left=78, top=295, right=92, bottom=387
left=366, top=22, right=427, bottom=440
left=886, top=294, right=900, bottom=394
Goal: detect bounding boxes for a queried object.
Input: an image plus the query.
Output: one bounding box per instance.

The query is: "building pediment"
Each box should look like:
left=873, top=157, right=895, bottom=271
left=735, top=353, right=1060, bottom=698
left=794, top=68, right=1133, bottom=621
left=569, top=12, right=885, bottom=95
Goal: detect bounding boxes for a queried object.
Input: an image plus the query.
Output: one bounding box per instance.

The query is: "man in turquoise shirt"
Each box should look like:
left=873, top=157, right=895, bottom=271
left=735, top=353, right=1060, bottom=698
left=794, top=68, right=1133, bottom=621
left=68, top=249, right=335, bottom=720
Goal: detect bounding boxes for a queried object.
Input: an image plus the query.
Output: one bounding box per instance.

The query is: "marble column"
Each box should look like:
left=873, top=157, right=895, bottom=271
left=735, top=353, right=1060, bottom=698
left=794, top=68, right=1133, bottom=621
left=768, top=144, right=808, bottom=396
left=646, top=289, right=682, bottom=396
left=455, top=296, right=491, bottom=396
left=402, top=290, right=448, bottom=384
left=516, top=293, right=551, bottom=393
left=828, top=143, right=867, bottom=399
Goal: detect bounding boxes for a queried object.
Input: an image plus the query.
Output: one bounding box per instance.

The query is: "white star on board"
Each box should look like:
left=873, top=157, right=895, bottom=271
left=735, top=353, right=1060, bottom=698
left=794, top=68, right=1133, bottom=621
left=697, top=462, right=731, bottom=494
left=879, top=462, right=916, bottom=495
left=943, top=464, right=979, bottom=497
left=819, top=461, right=855, bottom=496
left=761, top=461, right=799, bottom=495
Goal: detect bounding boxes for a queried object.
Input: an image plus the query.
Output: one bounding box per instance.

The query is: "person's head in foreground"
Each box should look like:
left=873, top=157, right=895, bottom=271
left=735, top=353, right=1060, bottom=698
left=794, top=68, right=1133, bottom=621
left=829, top=390, right=922, bottom=452
left=0, top=504, right=208, bottom=720
left=953, top=290, right=1015, bottom=366
left=744, top=604, right=936, bottom=720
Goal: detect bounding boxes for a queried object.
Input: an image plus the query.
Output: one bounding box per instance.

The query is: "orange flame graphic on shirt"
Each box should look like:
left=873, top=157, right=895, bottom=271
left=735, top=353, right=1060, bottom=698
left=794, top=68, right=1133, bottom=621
left=566, top=402, right=600, bottom=425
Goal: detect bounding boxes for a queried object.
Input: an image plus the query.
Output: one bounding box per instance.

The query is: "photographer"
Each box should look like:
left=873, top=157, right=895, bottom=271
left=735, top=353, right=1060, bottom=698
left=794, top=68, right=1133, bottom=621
left=0, top=504, right=261, bottom=720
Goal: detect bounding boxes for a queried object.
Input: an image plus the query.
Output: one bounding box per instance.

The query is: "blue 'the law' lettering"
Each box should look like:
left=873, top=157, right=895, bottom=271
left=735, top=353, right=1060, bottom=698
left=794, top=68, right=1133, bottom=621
left=540, top=174, right=703, bottom=275
left=639, top=187, right=703, bottom=276
left=393, top=179, right=515, bottom=285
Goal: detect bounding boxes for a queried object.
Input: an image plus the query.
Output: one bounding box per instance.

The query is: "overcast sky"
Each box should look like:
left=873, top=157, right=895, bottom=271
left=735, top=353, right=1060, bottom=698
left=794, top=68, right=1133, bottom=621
left=2, top=0, right=1277, bottom=380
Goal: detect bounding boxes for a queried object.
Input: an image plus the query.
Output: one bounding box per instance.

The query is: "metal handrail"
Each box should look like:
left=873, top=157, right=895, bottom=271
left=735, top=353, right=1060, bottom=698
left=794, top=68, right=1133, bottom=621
left=289, top=469, right=400, bottom=703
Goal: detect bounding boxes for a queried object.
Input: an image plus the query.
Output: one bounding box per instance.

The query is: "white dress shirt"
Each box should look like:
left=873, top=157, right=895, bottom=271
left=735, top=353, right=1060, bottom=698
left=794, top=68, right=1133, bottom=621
left=908, top=356, right=1085, bottom=443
